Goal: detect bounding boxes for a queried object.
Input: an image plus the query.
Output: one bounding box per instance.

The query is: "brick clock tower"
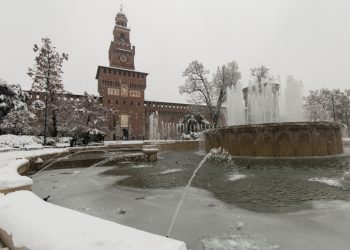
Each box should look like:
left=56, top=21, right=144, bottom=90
left=96, top=7, right=148, bottom=140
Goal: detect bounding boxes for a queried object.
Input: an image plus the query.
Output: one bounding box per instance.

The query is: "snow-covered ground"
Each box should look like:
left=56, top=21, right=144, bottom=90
left=0, top=147, right=67, bottom=191
left=0, top=134, right=42, bottom=150
left=0, top=143, right=187, bottom=250
left=0, top=191, right=186, bottom=250
left=0, top=134, right=71, bottom=151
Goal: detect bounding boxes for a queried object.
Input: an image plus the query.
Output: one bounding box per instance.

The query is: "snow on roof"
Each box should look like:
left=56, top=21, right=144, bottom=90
left=0, top=191, right=186, bottom=250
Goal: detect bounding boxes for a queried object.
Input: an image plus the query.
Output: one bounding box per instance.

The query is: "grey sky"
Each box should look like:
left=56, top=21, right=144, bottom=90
left=0, top=0, right=349, bottom=103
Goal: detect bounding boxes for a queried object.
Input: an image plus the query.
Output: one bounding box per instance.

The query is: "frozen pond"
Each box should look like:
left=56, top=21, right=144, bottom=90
left=33, top=150, right=350, bottom=250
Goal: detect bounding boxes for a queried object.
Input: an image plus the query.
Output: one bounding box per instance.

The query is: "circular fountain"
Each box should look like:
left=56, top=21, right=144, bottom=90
left=204, top=122, right=343, bottom=157
left=205, top=76, right=344, bottom=157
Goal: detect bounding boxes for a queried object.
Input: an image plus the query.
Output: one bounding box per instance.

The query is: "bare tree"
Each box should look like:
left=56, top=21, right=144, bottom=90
left=250, top=65, right=269, bottom=93
left=179, top=60, right=241, bottom=126
left=27, top=37, right=68, bottom=143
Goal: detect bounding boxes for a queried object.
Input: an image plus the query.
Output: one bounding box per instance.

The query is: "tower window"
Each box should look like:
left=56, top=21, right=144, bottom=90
left=119, top=33, right=126, bottom=42
left=108, top=100, right=111, bottom=104
left=119, top=71, right=121, bottom=75
left=131, top=101, right=133, bottom=106
left=116, top=100, right=118, bottom=105
left=123, top=100, right=126, bottom=105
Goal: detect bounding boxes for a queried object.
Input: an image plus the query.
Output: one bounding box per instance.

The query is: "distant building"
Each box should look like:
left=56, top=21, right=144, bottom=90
left=28, top=8, right=225, bottom=140
left=96, top=8, right=224, bottom=140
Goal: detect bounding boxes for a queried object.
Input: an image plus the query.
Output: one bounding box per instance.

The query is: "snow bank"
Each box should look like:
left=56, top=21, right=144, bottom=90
left=0, top=134, right=41, bottom=149
left=0, top=148, right=66, bottom=192
left=0, top=191, right=186, bottom=250
left=0, top=159, right=32, bottom=191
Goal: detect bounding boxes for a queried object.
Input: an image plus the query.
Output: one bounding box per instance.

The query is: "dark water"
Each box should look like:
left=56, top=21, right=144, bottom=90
left=102, top=151, right=350, bottom=213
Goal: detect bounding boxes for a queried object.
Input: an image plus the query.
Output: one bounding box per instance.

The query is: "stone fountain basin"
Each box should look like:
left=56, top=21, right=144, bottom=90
left=204, top=121, right=343, bottom=157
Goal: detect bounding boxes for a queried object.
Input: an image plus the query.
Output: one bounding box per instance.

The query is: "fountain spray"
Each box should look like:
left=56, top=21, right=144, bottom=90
left=166, top=152, right=211, bottom=238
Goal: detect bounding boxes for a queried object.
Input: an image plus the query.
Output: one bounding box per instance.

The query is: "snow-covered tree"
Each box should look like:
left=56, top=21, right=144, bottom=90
left=27, top=37, right=68, bottom=142
left=250, top=65, right=269, bottom=92
left=304, top=89, right=350, bottom=127
left=0, top=78, right=36, bottom=135
left=179, top=61, right=241, bottom=126
left=57, top=92, right=116, bottom=137
left=0, top=78, right=29, bottom=118
left=30, top=99, right=46, bottom=111
left=0, top=109, right=36, bottom=135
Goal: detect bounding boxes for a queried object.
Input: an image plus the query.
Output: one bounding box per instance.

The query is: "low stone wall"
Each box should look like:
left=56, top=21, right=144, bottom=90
left=204, top=122, right=344, bottom=157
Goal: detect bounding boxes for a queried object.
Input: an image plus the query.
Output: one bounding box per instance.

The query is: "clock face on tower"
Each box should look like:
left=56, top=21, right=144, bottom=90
left=119, top=54, right=128, bottom=63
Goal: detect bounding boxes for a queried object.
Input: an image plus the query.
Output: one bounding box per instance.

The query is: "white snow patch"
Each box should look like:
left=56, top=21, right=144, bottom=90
left=0, top=134, right=41, bottom=149
left=308, top=177, right=341, bottom=187
left=35, top=157, right=44, bottom=163
left=132, top=164, right=151, bottom=168
left=0, top=148, right=66, bottom=191
left=0, top=159, right=32, bottom=190
left=311, top=200, right=350, bottom=210
left=228, top=174, right=247, bottom=182
left=237, top=222, right=245, bottom=230
left=0, top=191, right=186, bottom=250
left=201, top=235, right=257, bottom=250
left=160, top=169, right=183, bottom=174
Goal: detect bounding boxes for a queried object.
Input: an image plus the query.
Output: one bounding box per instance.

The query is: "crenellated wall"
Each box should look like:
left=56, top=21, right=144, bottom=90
left=204, top=122, right=344, bottom=157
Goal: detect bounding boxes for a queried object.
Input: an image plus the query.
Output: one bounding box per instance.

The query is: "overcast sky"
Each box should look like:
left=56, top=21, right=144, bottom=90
left=0, top=0, right=349, bottom=103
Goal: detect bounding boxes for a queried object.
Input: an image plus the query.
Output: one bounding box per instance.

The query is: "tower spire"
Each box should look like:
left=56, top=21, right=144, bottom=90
left=120, top=0, right=123, bottom=13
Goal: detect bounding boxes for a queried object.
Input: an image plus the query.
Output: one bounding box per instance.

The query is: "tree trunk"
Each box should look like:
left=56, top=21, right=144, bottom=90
left=51, top=109, right=58, bottom=137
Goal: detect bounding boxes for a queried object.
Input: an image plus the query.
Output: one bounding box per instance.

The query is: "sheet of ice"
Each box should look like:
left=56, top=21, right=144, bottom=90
left=228, top=173, right=247, bottom=182
left=160, top=169, right=183, bottom=174
left=132, top=164, right=152, bottom=168
left=311, top=200, right=350, bottom=210
left=33, top=166, right=350, bottom=250
left=201, top=234, right=280, bottom=250
left=308, top=177, right=341, bottom=187
left=0, top=191, right=186, bottom=250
